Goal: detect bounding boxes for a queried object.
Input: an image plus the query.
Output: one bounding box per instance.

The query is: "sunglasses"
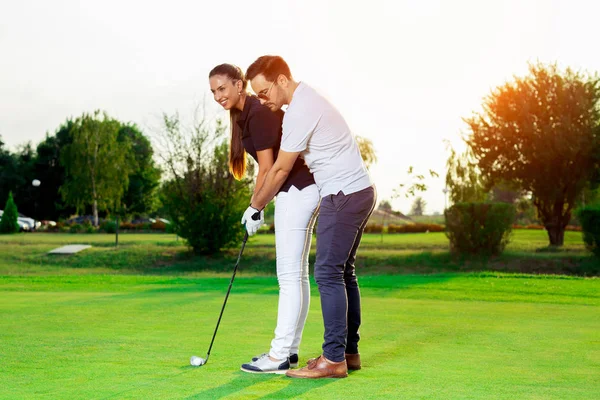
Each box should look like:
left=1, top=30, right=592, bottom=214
left=257, top=80, right=277, bottom=101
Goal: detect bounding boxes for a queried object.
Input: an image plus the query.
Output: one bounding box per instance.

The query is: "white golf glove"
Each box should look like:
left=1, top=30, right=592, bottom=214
left=241, top=206, right=264, bottom=236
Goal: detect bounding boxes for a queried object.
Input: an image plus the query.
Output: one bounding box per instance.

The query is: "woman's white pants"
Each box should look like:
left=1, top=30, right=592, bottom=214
left=269, top=184, right=320, bottom=360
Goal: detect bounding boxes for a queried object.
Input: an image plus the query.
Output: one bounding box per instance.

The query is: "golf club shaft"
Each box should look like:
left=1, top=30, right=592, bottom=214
left=205, top=231, right=249, bottom=362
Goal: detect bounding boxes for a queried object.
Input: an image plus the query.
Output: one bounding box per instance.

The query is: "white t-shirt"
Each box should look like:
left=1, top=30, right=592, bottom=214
left=281, top=82, right=372, bottom=197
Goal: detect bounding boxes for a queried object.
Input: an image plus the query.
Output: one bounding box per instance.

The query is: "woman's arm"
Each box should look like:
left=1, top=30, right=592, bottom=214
left=251, top=148, right=275, bottom=203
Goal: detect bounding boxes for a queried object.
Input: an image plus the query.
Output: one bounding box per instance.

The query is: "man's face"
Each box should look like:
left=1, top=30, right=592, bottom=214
left=250, top=74, right=285, bottom=112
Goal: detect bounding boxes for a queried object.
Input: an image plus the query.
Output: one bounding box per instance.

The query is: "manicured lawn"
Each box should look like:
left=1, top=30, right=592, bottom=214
left=0, top=230, right=596, bottom=276
left=1, top=273, right=599, bottom=399
left=0, top=231, right=599, bottom=398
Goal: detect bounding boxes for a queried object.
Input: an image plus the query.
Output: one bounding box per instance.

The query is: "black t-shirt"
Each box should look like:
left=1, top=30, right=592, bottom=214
left=237, top=96, right=314, bottom=193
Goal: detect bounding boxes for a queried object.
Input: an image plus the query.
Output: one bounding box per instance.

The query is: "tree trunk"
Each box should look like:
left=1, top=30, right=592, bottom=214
left=535, top=199, right=571, bottom=247
left=544, top=222, right=566, bottom=246
left=93, top=199, right=98, bottom=227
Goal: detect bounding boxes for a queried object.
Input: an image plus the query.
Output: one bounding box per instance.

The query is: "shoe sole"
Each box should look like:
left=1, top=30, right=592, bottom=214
left=240, top=367, right=288, bottom=374
left=286, top=373, right=348, bottom=379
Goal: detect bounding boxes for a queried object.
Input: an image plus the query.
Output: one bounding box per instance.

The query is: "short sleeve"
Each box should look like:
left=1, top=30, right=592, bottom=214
left=248, top=107, right=282, bottom=152
left=281, top=109, right=319, bottom=153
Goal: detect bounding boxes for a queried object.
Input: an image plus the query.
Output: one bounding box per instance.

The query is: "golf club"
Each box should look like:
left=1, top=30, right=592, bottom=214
left=191, top=212, right=260, bottom=367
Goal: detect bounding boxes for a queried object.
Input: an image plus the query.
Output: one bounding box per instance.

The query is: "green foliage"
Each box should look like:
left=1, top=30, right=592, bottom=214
left=394, top=166, right=439, bottom=199
left=576, top=205, right=600, bottom=257
left=445, top=202, right=516, bottom=255
left=388, top=223, right=445, bottom=233
left=364, top=223, right=384, bottom=233
left=157, top=113, right=251, bottom=254
left=0, top=137, right=21, bottom=208
left=117, top=124, right=161, bottom=218
left=60, top=111, right=132, bottom=226
left=0, top=192, right=20, bottom=234
left=465, top=62, right=600, bottom=246
left=99, top=220, right=117, bottom=234
left=355, top=135, right=377, bottom=169
left=32, top=122, right=76, bottom=221
left=445, top=142, right=488, bottom=203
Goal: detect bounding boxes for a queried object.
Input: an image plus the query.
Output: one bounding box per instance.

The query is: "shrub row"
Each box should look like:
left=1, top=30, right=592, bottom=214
left=44, top=220, right=169, bottom=233
left=512, top=224, right=582, bottom=232
left=362, top=223, right=445, bottom=234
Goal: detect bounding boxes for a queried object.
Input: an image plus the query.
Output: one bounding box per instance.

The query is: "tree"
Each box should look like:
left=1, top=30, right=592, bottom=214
left=60, top=111, right=132, bottom=226
left=34, top=123, right=76, bottom=221
left=393, top=166, right=439, bottom=199
left=0, top=137, right=21, bottom=208
left=378, top=199, right=393, bottom=212
left=410, top=197, right=426, bottom=216
left=156, top=113, right=251, bottom=255
left=445, top=143, right=488, bottom=204
left=117, top=124, right=161, bottom=218
left=355, top=135, right=377, bottom=169
left=0, top=192, right=20, bottom=234
left=9, top=143, right=37, bottom=218
left=465, top=62, right=600, bottom=246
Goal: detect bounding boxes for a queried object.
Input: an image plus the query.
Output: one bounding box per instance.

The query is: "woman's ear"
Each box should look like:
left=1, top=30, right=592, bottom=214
left=236, top=79, right=244, bottom=94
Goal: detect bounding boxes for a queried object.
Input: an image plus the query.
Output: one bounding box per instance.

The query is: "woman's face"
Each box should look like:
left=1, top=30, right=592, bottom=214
left=209, top=74, right=241, bottom=110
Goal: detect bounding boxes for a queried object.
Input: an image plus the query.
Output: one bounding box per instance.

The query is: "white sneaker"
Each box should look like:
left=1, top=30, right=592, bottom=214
left=252, top=352, right=298, bottom=368
left=241, top=354, right=290, bottom=374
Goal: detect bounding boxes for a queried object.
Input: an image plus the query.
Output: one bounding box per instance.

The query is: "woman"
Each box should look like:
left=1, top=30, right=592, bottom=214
left=209, top=64, right=320, bottom=374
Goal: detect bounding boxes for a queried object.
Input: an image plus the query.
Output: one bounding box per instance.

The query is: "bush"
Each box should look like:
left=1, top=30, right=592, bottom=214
left=445, top=202, right=516, bottom=256
left=0, top=192, right=20, bottom=234
left=69, top=223, right=82, bottom=233
left=576, top=205, right=600, bottom=257
left=158, top=115, right=251, bottom=255
left=100, top=221, right=117, bottom=233
left=387, top=223, right=445, bottom=233
left=364, top=224, right=383, bottom=233
left=119, top=222, right=136, bottom=231
left=512, top=224, right=582, bottom=232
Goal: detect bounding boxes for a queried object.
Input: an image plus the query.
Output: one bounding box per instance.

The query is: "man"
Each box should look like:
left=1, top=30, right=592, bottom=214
left=240, top=55, right=376, bottom=379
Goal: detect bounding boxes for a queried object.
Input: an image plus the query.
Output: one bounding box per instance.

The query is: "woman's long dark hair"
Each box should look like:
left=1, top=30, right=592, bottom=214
left=209, top=63, right=248, bottom=180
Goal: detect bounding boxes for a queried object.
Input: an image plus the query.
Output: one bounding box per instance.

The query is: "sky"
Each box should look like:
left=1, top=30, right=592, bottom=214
left=1, top=0, right=599, bottom=214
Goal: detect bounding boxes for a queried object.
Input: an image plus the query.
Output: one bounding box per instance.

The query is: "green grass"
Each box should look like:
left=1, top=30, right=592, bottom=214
left=0, top=230, right=596, bottom=276
left=1, top=232, right=599, bottom=398
left=1, top=272, right=599, bottom=399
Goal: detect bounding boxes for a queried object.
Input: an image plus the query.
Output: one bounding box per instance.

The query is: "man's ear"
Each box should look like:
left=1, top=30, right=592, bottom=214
left=277, top=74, right=290, bottom=88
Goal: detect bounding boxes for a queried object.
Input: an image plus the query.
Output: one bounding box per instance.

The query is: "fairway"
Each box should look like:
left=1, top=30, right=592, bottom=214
left=1, top=273, right=599, bottom=399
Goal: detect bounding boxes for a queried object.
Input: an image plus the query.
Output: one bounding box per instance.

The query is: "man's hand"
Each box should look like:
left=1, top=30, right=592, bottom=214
left=241, top=206, right=263, bottom=236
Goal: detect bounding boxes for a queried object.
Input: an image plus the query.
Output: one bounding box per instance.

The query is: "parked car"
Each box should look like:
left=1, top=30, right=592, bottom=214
left=0, top=210, right=37, bottom=231
left=131, top=217, right=156, bottom=224
left=66, top=215, right=105, bottom=225
left=18, top=213, right=41, bottom=230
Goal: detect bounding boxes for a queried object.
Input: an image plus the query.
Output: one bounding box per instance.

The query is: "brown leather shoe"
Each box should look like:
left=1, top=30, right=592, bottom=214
left=345, top=353, right=361, bottom=370
left=286, top=355, right=348, bottom=379
left=307, top=353, right=361, bottom=370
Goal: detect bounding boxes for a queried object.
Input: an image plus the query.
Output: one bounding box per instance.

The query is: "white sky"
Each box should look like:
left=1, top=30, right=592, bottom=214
left=1, top=0, right=599, bottom=214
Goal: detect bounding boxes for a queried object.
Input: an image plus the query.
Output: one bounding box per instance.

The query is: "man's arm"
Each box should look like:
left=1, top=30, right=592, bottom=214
left=250, top=149, right=300, bottom=210
left=251, top=149, right=275, bottom=203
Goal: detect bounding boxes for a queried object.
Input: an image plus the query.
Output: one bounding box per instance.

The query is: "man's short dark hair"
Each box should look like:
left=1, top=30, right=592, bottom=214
left=246, top=55, right=293, bottom=82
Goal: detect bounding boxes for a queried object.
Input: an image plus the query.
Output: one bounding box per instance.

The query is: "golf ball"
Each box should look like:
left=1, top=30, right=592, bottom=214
left=190, top=356, right=205, bottom=366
